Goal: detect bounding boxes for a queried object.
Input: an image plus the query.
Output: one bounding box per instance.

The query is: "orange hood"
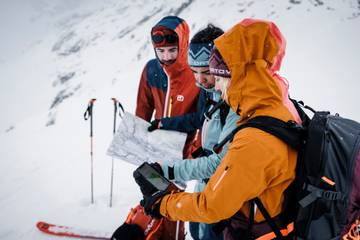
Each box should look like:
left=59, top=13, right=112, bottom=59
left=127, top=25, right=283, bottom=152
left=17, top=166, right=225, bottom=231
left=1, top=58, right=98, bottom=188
left=214, top=19, right=299, bottom=123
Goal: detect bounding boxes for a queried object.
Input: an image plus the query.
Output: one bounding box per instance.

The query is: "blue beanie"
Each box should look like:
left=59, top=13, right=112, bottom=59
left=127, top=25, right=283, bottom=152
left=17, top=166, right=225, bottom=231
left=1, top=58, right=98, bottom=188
left=188, top=42, right=213, bottom=67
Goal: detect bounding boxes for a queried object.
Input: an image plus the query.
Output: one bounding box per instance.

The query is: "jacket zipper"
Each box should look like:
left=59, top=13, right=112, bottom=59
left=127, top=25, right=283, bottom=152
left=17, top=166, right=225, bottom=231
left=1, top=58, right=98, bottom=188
left=201, top=119, right=208, bottom=145
left=163, top=70, right=171, bottom=118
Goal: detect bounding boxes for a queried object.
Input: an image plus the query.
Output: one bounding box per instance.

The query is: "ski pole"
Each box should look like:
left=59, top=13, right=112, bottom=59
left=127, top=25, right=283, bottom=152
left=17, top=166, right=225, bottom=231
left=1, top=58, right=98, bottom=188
left=109, top=98, right=124, bottom=207
left=84, top=98, right=97, bottom=204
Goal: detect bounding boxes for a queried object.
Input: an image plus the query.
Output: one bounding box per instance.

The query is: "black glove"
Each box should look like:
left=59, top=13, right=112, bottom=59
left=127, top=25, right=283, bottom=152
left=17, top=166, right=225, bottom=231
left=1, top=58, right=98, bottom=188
left=140, top=191, right=165, bottom=218
left=148, top=119, right=161, bottom=132
left=133, top=166, right=166, bottom=218
left=133, top=163, right=164, bottom=196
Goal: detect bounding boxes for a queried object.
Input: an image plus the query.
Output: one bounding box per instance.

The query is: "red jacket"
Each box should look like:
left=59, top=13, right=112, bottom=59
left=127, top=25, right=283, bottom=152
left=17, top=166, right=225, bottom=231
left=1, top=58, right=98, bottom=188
left=135, top=16, right=201, bottom=158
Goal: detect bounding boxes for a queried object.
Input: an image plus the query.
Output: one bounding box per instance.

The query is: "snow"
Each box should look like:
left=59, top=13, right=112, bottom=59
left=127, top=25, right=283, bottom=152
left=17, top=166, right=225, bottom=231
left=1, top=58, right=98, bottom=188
left=0, top=0, right=359, bottom=239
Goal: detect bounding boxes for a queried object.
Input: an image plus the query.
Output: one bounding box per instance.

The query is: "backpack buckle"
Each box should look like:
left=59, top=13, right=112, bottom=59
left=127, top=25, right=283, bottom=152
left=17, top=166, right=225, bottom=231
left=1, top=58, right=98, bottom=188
left=299, top=184, right=344, bottom=207
left=322, top=190, right=343, bottom=201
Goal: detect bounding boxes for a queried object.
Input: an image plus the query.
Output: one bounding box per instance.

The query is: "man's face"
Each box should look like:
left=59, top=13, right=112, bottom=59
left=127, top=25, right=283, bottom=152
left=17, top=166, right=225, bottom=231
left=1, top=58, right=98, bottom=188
left=190, top=66, right=215, bottom=89
left=155, top=46, right=178, bottom=65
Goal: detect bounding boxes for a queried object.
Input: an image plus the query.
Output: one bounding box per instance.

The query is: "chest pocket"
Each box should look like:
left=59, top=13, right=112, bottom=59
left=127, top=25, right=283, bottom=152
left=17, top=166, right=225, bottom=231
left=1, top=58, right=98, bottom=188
left=146, top=59, right=168, bottom=90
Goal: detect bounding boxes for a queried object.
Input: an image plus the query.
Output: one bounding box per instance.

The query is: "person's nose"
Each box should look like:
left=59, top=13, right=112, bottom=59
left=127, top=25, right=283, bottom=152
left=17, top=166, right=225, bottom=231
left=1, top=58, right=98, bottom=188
left=195, top=73, right=201, bottom=83
left=163, top=51, right=172, bottom=61
left=214, top=82, right=220, bottom=91
left=197, top=74, right=206, bottom=84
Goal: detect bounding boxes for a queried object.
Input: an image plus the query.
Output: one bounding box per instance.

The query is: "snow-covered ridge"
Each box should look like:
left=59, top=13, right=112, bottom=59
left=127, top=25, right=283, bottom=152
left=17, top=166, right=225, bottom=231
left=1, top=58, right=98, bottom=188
left=1, top=0, right=359, bottom=129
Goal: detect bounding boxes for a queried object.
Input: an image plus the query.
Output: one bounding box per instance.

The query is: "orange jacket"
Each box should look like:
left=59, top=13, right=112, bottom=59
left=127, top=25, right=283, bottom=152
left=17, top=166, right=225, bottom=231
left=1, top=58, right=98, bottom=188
left=135, top=16, right=201, bottom=158
left=159, top=19, right=298, bottom=231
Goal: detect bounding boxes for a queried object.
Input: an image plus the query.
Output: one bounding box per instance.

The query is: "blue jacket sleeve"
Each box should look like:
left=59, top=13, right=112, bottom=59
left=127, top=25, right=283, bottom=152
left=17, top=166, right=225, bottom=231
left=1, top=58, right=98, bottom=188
left=161, top=109, right=240, bottom=181
left=160, top=89, right=208, bottom=133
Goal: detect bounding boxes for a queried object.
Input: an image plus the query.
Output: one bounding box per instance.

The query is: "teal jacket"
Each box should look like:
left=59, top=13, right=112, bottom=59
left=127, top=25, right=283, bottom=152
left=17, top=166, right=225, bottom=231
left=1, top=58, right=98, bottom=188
left=161, top=91, right=239, bottom=186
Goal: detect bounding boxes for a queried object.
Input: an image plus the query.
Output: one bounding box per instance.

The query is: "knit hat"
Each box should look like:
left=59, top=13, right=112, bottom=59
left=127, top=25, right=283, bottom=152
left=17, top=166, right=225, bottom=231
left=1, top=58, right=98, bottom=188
left=188, top=42, right=213, bottom=67
left=151, top=26, right=178, bottom=48
left=209, top=48, right=231, bottom=77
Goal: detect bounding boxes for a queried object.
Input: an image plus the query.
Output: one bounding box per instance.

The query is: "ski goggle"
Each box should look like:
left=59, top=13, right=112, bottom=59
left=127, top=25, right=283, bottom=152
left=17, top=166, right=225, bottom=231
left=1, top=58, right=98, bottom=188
left=151, top=33, right=178, bottom=45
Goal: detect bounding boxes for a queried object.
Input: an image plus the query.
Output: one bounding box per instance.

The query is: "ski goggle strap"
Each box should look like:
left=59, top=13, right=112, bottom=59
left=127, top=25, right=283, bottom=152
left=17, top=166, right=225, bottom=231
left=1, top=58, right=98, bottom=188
left=188, top=42, right=213, bottom=67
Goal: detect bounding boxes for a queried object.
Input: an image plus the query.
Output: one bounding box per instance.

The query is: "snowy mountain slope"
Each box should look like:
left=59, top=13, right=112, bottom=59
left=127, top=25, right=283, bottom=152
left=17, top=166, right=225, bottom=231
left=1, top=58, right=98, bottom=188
left=0, top=0, right=359, bottom=239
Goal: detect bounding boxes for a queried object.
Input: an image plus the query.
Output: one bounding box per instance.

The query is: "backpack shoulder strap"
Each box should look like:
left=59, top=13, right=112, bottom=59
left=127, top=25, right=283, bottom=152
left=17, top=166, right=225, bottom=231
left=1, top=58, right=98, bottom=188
left=213, top=116, right=304, bottom=154
left=253, top=197, right=287, bottom=239
left=212, top=115, right=304, bottom=238
left=220, top=102, right=230, bottom=126
left=204, top=100, right=225, bottom=120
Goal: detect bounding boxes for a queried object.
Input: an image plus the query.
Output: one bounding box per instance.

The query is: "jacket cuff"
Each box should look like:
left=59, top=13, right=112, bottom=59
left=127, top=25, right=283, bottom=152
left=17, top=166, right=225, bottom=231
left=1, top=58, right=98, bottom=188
left=161, top=161, right=169, bottom=179
left=159, top=195, right=169, bottom=218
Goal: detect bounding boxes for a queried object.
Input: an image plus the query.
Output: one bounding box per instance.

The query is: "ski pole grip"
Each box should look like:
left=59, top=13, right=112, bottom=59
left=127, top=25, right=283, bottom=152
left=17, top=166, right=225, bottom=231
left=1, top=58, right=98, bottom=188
left=111, top=97, right=117, bottom=104
left=118, top=102, right=125, bottom=116
left=111, top=97, right=125, bottom=117
left=84, top=98, right=97, bottom=120
left=84, top=107, right=90, bottom=120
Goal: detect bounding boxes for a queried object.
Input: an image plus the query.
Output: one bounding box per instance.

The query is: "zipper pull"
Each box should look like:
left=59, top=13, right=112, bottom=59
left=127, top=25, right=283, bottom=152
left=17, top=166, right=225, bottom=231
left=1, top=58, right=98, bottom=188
left=168, top=96, right=173, bottom=117
left=213, top=166, right=229, bottom=191
left=194, top=129, right=200, bottom=142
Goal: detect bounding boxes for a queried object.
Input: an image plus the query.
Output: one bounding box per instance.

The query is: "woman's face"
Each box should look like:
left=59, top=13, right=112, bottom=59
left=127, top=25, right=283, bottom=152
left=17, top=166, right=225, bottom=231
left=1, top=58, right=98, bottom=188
left=214, top=75, right=231, bottom=100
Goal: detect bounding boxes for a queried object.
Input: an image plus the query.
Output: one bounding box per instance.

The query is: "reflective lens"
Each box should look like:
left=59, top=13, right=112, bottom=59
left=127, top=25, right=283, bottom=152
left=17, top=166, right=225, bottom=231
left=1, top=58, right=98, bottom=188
left=151, top=34, right=178, bottom=44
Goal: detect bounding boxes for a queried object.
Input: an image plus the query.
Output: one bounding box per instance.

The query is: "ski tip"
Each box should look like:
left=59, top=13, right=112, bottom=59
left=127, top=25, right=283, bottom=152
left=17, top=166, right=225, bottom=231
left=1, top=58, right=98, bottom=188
left=36, top=221, right=50, bottom=230
left=36, top=221, right=111, bottom=240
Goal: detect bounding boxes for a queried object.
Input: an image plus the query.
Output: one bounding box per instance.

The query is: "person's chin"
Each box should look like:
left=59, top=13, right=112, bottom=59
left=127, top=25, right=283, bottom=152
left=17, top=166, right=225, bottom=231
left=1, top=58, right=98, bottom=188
left=161, top=60, right=176, bottom=65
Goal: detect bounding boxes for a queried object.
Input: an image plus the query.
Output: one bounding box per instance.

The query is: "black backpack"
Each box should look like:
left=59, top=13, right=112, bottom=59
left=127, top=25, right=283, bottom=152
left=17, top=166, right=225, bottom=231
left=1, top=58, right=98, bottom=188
left=213, top=101, right=360, bottom=239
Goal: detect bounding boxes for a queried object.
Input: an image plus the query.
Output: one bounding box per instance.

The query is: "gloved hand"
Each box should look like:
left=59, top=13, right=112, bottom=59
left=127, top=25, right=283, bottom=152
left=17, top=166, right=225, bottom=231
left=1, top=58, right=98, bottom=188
left=133, top=163, right=164, bottom=196
left=133, top=163, right=167, bottom=218
left=148, top=119, right=161, bottom=132
left=133, top=169, right=158, bottom=196
left=140, top=192, right=165, bottom=218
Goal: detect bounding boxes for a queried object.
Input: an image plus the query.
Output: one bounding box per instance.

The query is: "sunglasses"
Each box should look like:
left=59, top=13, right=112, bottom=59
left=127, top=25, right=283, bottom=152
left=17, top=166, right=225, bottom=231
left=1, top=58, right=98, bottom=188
left=151, top=33, right=178, bottom=44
